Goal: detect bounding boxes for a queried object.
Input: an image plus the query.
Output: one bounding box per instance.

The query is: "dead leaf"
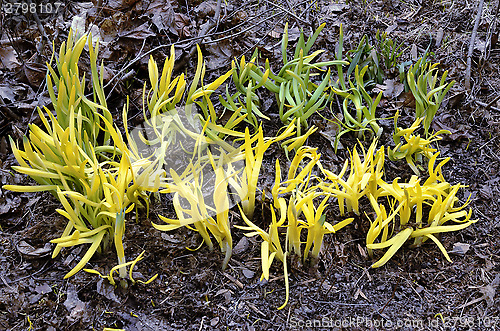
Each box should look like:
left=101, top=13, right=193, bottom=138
left=16, top=241, right=52, bottom=259
left=397, top=91, right=416, bottom=108
left=357, top=244, right=368, bottom=259
left=99, top=22, right=117, bottom=43
left=107, top=0, right=137, bottom=10
left=354, top=288, right=369, bottom=301
left=268, top=29, right=281, bottom=38
left=0, top=46, right=21, bottom=70
left=96, top=278, right=121, bottom=303
left=0, top=84, right=16, bottom=103
left=205, top=40, right=234, bottom=70
left=431, top=115, right=474, bottom=141
left=480, top=283, right=497, bottom=307
left=64, top=284, right=87, bottom=323
left=450, top=243, right=470, bottom=255
left=145, top=0, right=174, bottom=32
left=210, top=317, right=220, bottom=327
left=169, top=13, right=192, bottom=38
left=194, top=0, right=218, bottom=18
left=215, top=288, right=230, bottom=297
left=287, top=27, right=300, bottom=42
left=35, top=283, right=52, bottom=295
left=376, top=79, right=404, bottom=99
left=319, top=121, right=343, bottom=150
left=23, top=61, right=46, bottom=87
left=385, top=23, right=398, bottom=34
left=119, top=22, right=156, bottom=39
left=232, top=236, right=249, bottom=256
left=161, top=233, right=181, bottom=243
left=474, top=39, right=487, bottom=53
left=0, top=136, right=7, bottom=155
left=461, top=274, right=500, bottom=308
left=435, top=28, right=444, bottom=48
left=479, top=185, right=493, bottom=200
left=242, top=268, right=255, bottom=279
left=107, top=0, right=124, bottom=10
left=215, top=288, right=232, bottom=302
left=69, top=2, right=94, bottom=38
left=326, top=3, right=347, bottom=12
left=410, top=44, right=418, bottom=61
left=0, top=196, right=22, bottom=215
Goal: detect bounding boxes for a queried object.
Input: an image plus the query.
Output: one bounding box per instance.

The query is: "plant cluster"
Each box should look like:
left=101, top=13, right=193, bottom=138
left=3, top=24, right=472, bottom=310
left=388, top=110, right=450, bottom=175
left=4, top=33, right=159, bottom=282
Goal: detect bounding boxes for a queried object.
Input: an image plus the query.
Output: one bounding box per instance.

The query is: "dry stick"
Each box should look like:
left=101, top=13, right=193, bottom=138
left=104, top=5, right=299, bottom=90
left=484, top=93, right=500, bottom=109
left=484, top=0, right=500, bottom=60
left=492, top=0, right=500, bottom=47
left=0, top=37, right=21, bottom=45
left=465, top=0, right=484, bottom=90
left=264, top=0, right=309, bottom=25
left=174, top=0, right=223, bottom=71
left=26, top=0, right=49, bottom=41
left=209, top=0, right=319, bottom=70
left=475, top=100, right=500, bottom=112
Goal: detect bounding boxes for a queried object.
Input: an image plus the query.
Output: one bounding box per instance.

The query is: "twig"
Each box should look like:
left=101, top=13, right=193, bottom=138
left=0, top=37, right=22, bottom=45
left=465, top=0, right=484, bottom=90
left=484, top=93, right=500, bottom=109
left=263, top=0, right=309, bottom=25
left=207, top=0, right=318, bottom=72
left=27, top=0, right=49, bottom=41
left=105, top=0, right=311, bottom=88
left=475, top=100, right=500, bottom=112
left=478, top=136, right=497, bottom=150
left=173, top=0, right=222, bottom=71
left=105, top=6, right=290, bottom=89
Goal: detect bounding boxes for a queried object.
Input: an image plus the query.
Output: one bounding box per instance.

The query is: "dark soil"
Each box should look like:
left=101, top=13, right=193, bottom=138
left=1, top=0, right=499, bottom=330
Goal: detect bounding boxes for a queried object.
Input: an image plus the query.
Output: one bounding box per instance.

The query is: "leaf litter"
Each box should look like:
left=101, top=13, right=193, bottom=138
left=0, top=0, right=499, bottom=329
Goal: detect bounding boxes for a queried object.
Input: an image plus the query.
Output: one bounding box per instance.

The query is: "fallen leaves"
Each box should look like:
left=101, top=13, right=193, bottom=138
left=0, top=46, right=21, bottom=70
left=118, top=22, right=156, bottom=39
left=375, top=78, right=404, bottom=99
left=461, top=274, right=500, bottom=308
left=16, top=241, right=52, bottom=259
left=145, top=0, right=174, bottom=32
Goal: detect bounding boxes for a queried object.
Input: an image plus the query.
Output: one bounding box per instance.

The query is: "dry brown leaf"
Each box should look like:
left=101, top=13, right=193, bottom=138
left=375, top=78, right=404, bottom=99
left=169, top=13, right=192, bottom=38
left=0, top=46, right=21, bottom=70
left=16, top=241, right=52, bottom=259
left=145, top=0, right=174, bottom=32
left=118, top=22, right=156, bottom=39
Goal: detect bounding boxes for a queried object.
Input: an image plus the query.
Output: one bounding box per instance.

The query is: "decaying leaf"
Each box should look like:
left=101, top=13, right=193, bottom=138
left=0, top=46, right=21, bottom=70
left=145, top=0, right=174, bottom=32
left=118, top=22, right=156, bottom=39
left=16, top=241, right=52, bottom=259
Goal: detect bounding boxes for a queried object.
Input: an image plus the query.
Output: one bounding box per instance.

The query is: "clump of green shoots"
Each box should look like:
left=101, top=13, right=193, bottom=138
left=388, top=110, right=450, bottom=175
left=406, top=59, right=455, bottom=136
left=3, top=31, right=160, bottom=283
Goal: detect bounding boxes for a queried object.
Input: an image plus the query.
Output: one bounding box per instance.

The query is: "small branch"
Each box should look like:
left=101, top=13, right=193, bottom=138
left=263, top=0, right=309, bottom=26
left=485, top=93, right=500, bottom=109
left=173, top=0, right=222, bottom=71
left=0, top=37, right=22, bottom=45
left=105, top=0, right=311, bottom=88
left=475, top=100, right=500, bottom=112
left=465, top=0, right=484, bottom=90
left=27, top=0, right=49, bottom=41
